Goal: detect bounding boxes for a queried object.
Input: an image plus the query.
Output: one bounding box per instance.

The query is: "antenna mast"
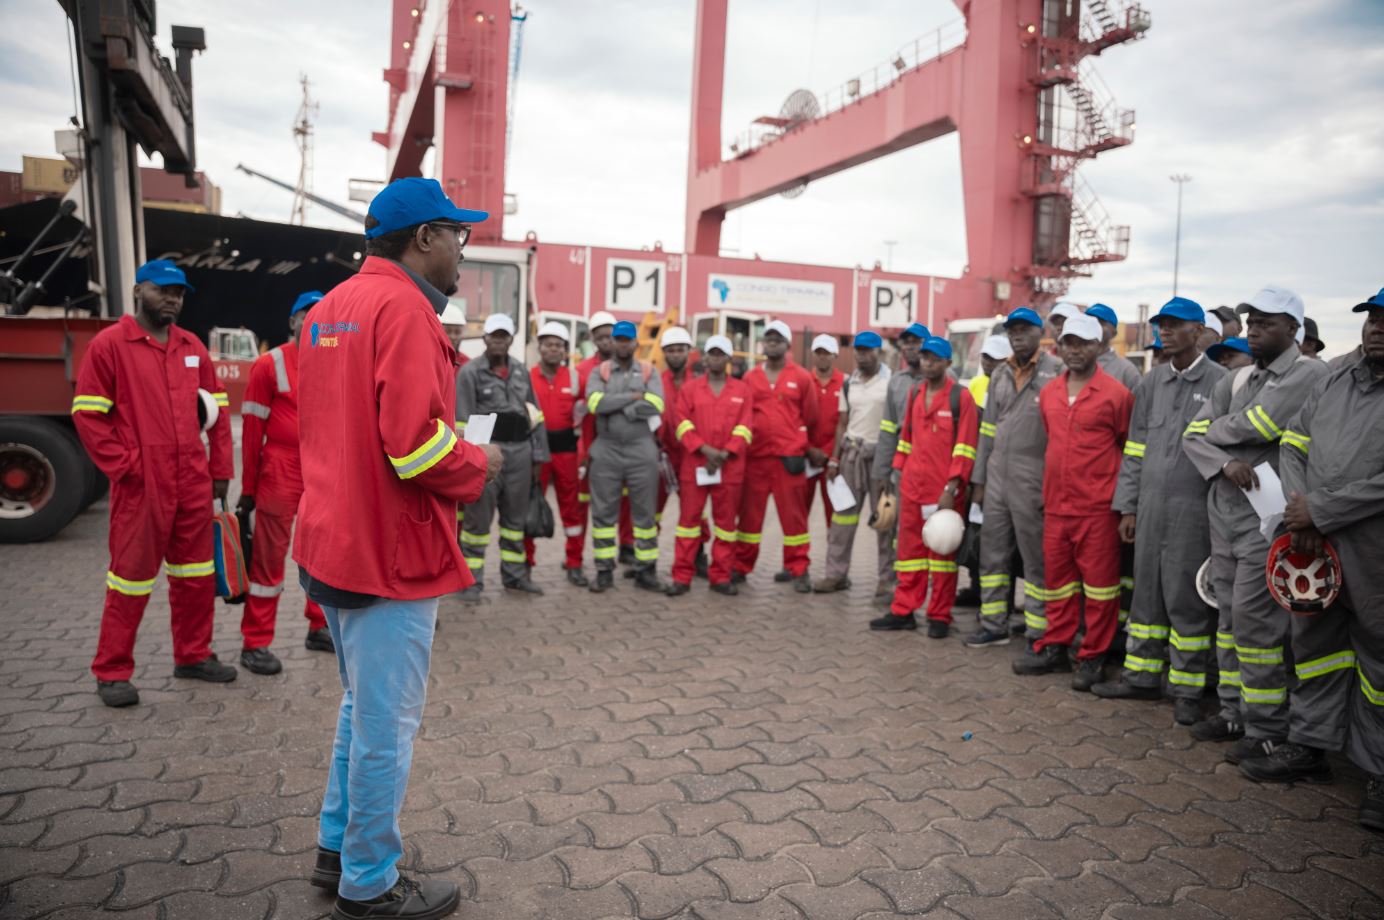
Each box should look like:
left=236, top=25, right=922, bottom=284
left=291, top=75, right=318, bottom=225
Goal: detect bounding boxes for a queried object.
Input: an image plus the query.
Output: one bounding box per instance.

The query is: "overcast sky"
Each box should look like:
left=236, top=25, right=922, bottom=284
left=4, top=0, right=1381, bottom=356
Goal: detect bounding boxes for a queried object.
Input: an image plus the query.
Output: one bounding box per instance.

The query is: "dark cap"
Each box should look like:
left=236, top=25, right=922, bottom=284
left=1303, top=317, right=1324, bottom=349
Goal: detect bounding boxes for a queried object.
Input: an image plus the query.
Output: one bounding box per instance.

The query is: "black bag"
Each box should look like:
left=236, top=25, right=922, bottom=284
left=780, top=456, right=807, bottom=476
left=525, top=480, right=555, bottom=539
left=956, top=518, right=981, bottom=570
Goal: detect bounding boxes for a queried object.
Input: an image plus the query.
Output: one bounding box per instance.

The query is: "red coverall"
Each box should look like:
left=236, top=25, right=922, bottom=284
left=669, top=375, right=753, bottom=584
left=577, top=353, right=634, bottom=549
left=238, top=341, right=327, bottom=649
left=525, top=363, right=585, bottom=569
left=734, top=361, right=821, bottom=577
left=661, top=364, right=708, bottom=543
left=805, top=368, right=844, bottom=528
left=72, top=314, right=233, bottom=681
left=1035, top=367, right=1134, bottom=660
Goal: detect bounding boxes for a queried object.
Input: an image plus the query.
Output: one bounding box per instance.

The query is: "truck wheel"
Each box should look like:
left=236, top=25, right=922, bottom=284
left=0, top=417, right=86, bottom=543
left=59, top=425, right=107, bottom=511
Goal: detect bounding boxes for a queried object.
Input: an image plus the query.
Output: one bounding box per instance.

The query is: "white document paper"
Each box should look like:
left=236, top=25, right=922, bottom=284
left=648, top=415, right=662, bottom=433
left=464, top=413, right=497, bottom=445
left=826, top=475, right=855, bottom=511
left=805, top=462, right=824, bottom=479
left=1244, top=461, right=1287, bottom=540
left=969, top=504, right=984, bottom=525
left=922, top=504, right=939, bottom=518
left=695, top=466, right=722, bottom=486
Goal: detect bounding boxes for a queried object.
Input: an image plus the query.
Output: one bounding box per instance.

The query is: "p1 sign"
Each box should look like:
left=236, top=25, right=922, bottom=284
left=606, top=258, right=665, bottom=311
left=871, top=279, right=918, bottom=326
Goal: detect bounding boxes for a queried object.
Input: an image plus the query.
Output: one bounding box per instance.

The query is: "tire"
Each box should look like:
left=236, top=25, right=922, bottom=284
left=0, top=416, right=87, bottom=543
left=55, top=423, right=102, bottom=511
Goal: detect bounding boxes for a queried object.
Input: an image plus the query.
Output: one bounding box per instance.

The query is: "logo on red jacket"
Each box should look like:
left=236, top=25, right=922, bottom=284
left=310, top=321, right=361, bottom=348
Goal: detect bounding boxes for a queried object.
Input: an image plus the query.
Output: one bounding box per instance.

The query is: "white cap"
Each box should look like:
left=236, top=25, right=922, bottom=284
left=588, top=310, right=617, bottom=330
left=1203, top=313, right=1223, bottom=337
left=811, top=333, right=839, bottom=354
left=704, top=334, right=734, bottom=355
left=1295, top=323, right=1305, bottom=344
left=536, top=320, right=570, bottom=343
left=1059, top=313, right=1102, bottom=342
left=1049, top=302, right=1081, bottom=321
left=660, top=326, right=692, bottom=348
left=764, top=319, right=793, bottom=342
left=981, top=335, right=1013, bottom=360
left=483, top=313, right=516, bottom=335
left=1241, top=284, right=1305, bottom=325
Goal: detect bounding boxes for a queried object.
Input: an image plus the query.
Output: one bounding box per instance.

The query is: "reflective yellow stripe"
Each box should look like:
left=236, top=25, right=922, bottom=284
left=736, top=531, right=761, bottom=544
left=1183, top=419, right=1211, bottom=437
left=980, top=574, right=1011, bottom=587
left=1123, top=440, right=1146, bottom=458
left=1125, top=655, right=1166, bottom=673
left=643, top=392, right=665, bottom=412
left=782, top=533, right=810, bottom=547
left=592, top=546, right=617, bottom=559
left=591, top=526, right=617, bottom=539
left=578, top=492, right=591, bottom=503
left=831, top=513, right=859, bottom=526
left=213, top=392, right=230, bottom=407
left=1168, top=669, right=1206, bottom=687
left=880, top=419, right=899, bottom=434
left=896, top=440, right=912, bottom=455
left=676, top=420, right=695, bottom=440
left=979, top=421, right=997, bottom=438
left=1216, top=630, right=1235, bottom=650
left=460, top=531, right=491, bottom=545
left=675, top=526, right=701, bottom=539
left=1023, top=612, right=1048, bottom=630
left=388, top=419, right=458, bottom=480
left=1295, top=651, right=1356, bottom=681
left=1127, top=623, right=1170, bottom=640
left=732, top=425, right=753, bottom=443
left=500, top=550, right=527, bottom=563
left=1235, top=644, right=1284, bottom=664
left=633, top=526, right=658, bottom=540
left=456, top=508, right=465, bottom=522
left=72, top=394, right=114, bottom=414
left=928, top=560, right=958, bottom=572
left=166, top=560, right=215, bottom=578
left=465, top=557, right=485, bottom=569
left=499, top=527, right=525, bottom=542
left=1281, top=430, right=1310, bottom=455
left=1120, top=576, right=1134, bottom=590
left=1023, top=582, right=1051, bottom=600
left=1220, top=670, right=1241, bottom=688
left=894, top=559, right=928, bottom=572
left=1241, top=685, right=1286, bottom=705
left=1169, top=631, right=1211, bottom=651
left=534, top=411, right=545, bottom=424
left=952, top=443, right=976, bottom=460
left=1247, top=404, right=1282, bottom=440
left=1083, top=583, right=1121, bottom=601
left=106, top=571, right=157, bottom=596
left=634, top=547, right=659, bottom=561
left=1046, top=582, right=1082, bottom=600
left=980, top=601, right=1008, bottom=615
left=587, top=391, right=604, bottom=413
left=712, top=526, right=737, bottom=542
left=1359, top=666, right=1384, bottom=706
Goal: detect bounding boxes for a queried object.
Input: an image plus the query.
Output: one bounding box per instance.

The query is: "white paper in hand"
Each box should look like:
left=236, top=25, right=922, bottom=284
left=826, top=475, right=855, bottom=510
left=648, top=415, right=662, bottom=433
left=968, top=504, right=984, bottom=525
left=464, top=413, right=497, bottom=445
left=695, top=466, right=722, bottom=486
left=804, top=462, right=824, bottom=479
left=1245, top=461, right=1287, bottom=540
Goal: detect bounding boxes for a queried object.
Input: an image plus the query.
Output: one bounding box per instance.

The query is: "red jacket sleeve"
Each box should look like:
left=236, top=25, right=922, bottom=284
left=375, top=306, right=488, bottom=504
left=798, top=368, right=820, bottom=450
left=728, top=388, right=753, bottom=455
left=948, top=385, right=980, bottom=484
left=194, top=339, right=234, bottom=480
left=673, top=384, right=706, bottom=454
left=71, top=335, right=136, bottom=481
left=892, top=385, right=916, bottom=472
left=239, top=354, right=275, bottom=497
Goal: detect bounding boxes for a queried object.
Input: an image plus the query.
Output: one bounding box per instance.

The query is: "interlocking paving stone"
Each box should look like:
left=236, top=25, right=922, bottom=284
left=2, top=496, right=1381, bottom=919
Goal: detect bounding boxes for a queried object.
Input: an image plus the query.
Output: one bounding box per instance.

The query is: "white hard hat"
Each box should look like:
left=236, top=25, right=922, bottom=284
left=704, top=334, right=734, bottom=355
left=811, top=333, right=839, bottom=355
left=764, top=319, right=793, bottom=342
left=660, top=326, right=692, bottom=348
left=981, top=335, right=1013, bottom=360
left=483, top=313, right=516, bottom=336
left=588, top=311, right=617, bottom=330
left=1196, top=558, right=1216, bottom=608
left=922, top=508, right=965, bottom=555
left=197, top=388, right=219, bottom=432
left=536, top=320, right=570, bottom=343
left=1059, top=314, right=1102, bottom=342
left=1203, top=313, right=1223, bottom=337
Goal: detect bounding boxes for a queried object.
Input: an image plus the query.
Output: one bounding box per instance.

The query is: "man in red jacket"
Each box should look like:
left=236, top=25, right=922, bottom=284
left=1014, top=313, right=1134, bottom=691
left=659, top=325, right=708, bottom=574
left=525, top=321, right=589, bottom=586
left=72, top=259, right=238, bottom=708
left=805, top=333, right=845, bottom=531
left=236, top=290, right=335, bottom=677
left=294, top=178, right=500, bottom=920
left=734, top=320, right=821, bottom=591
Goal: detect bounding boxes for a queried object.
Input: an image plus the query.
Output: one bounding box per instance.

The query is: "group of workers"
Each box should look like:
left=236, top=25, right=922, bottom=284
left=70, top=175, right=1381, bottom=915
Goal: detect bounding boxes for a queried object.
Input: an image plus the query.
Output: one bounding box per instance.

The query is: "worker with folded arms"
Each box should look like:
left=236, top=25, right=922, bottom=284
left=1181, top=284, right=1327, bottom=762
left=814, top=330, right=892, bottom=595
left=658, top=326, right=708, bottom=575
left=576, top=311, right=637, bottom=564
left=965, top=308, right=1063, bottom=648
left=666, top=335, right=753, bottom=597
left=1242, top=289, right=1384, bottom=825
left=1013, top=313, right=1134, bottom=690
left=804, top=332, right=845, bottom=533
left=237, top=289, right=336, bottom=677
left=870, top=321, right=930, bottom=604
left=525, top=321, right=589, bottom=586
left=1094, top=298, right=1225, bottom=724
left=455, top=313, right=549, bottom=602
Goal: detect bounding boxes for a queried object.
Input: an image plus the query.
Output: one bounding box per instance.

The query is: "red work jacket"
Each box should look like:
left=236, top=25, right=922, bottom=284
left=72, top=314, right=233, bottom=486
left=240, top=341, right=303, bottom=497
left=661, top=365, right=698, bottom=458
left=670, top=375, right=754, bottom=482
left=808, top=368, right=845, bottom=454
left=742, top=361, right=820, bottom=459
left=892, top=377, right=979, bottom=504
left=531, top=363, right=581, bottom=447
left=1038, top=366, right=1134, bottom=516
left=293, top=257, right=489, bottom=599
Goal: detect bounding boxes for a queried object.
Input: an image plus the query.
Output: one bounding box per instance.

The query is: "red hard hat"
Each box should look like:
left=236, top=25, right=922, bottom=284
left=1265, top=534, right=1342, bottom=615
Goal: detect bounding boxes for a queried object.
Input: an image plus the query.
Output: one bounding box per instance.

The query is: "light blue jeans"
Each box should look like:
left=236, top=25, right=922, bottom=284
left=317, top=596, right=437, bottom=900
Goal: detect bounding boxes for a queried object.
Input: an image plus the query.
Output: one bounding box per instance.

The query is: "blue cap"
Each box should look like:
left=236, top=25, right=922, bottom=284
left=1150, top=296, right=1205, bottom=325
left=1206, top=337, right=1251, bottom=362
left=1150, top=331, right=1164, bottom=351
left=920, top=336, right=952, bottom=360
left=290, top=290, right=324, bottom=316
left=135, top=259, right=194, bottom=291
left=1085, top=303, right=1118, bottom=327
left=611, top=320, right=638, bottom=339
left=364, top=178, right=489, bottom=240
left=1353, top=287, right=1384, bottom=312
left=1003, top=307, right=1042, bottom=329
left=853, top=330, right=882, bottom=349
left=900, top=322, right=930, bottom=340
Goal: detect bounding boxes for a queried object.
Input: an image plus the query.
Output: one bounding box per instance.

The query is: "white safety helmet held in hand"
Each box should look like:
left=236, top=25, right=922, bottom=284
left=1266, top=534, right=1342, bottom=614
left=196, top=388, right=219, bottom=432
left=870, top=491, right=897, bottom=532
left=922, top=508, right=965, bottom=555
left=1195, top=558, right=1217, bottom=608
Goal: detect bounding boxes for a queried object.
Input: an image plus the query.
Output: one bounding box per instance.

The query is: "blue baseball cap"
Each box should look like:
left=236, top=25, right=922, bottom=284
left=1085, top=303, right=1118, bottom=327
left=1150, top=296, right=1205, bottom=325
left=290, top=290, right=324, bottom=316
left=135, top=259, right=194, bottom=291
left=920, top=336, right=952, bottom=360
left=612, top=320, right=638, bottom=339
left=1353, top=287, right=1384, bottom=312
left=1150, top=331, right=1164, bottom=351
left=1206, top=337, right=1251, bottom=362
left=900, top=322, right=930, bottom=341
left=853, top=330, right=882, bottom=349
left=1003, top=307, right=1042, bottom=329
left=364, top=178, right=489, bottom=240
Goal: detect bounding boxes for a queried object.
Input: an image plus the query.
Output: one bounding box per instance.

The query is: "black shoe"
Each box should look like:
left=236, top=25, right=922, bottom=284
left=869, top=613, right=917, bottom=631
left=1226, top=736, right=1281, bottom=766
left=926, top=620, right=949, bottom=640
left=305, top=628, right=335, bottom=653
left=565, top=567, right=589, bottom=587
left=633, top=569, right=666, bottom=593
left=1173, top=698, right=1201, bottom=726
left=589, top=570, right=614, bottom=593
left=1012, top=644, right=1072, bottom=676
left=240, top=647, right=283, bottom=676
left=1090, top=678, right=1161, bottom=700
left=1071, top=657, right=1105, bottom=692
left=730, top=571, right=747, bottom=585
left=1010, top=621, right=1027, bottom=636
left=1361, top=776, right=1384, bottom=833
left=332, top=875, right=460, bottom=920
left=623, top=567, right=639, bottom=579
left=953, top=588, right=981, bottom=607
left=773, top=568, right=793, bottom=583
left=694, top=550, right=709, bottom=579
left=1239, top=742, right=1333, bottom=784
left=460, top=585, right=482, bottom=606
left=618, top=545, right=636, bottom=566
left=503, top=579, right=545, bottom=595
left=310, top=846, right=341, bottom=890
left=709, top=581, right=738, bottom=596
left=1190, top=714, right=1245, bottom=743
left=173, top=654, right=237, bottom=683
left=964, top=628, right=1010, bottom=649
left=96, top=680, right=139, bottom=708
left=666, top=582, right=690, bottom=597
left=792, top=574, right=811, bottom=594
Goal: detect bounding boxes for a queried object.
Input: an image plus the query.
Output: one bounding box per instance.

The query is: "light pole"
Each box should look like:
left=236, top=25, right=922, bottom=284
left=1170, top=174, right=1191, bottom=296
left=883, top=240, right=897, bottom=272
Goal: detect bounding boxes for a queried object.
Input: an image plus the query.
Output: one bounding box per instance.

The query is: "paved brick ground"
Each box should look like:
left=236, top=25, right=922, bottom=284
left=2, top=491, right=1383, bottom=919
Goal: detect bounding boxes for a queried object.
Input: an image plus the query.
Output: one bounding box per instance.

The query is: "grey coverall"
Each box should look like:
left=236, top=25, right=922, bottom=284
left=972, top=353, right=1064, bottom=637
left=1280, top=357, right=1384, bottom=773
left=1112, top=355, right=1226, bottom=696
left=871, top=365, right=925, bottom=590
left=584, top=360, right=665, bottom=572
left=1182, top=345, right=1327, bottom=737
left=1099, top=348, right=1143, bottom=392
left=824, top=366, right=894, bottom=584
left=456, top=357, right=549, bottom=587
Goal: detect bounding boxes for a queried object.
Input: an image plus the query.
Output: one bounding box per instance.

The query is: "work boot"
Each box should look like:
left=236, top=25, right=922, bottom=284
left=589, top=570, right=614, bottom=593
left=1361, top=776, right=1384, bottom=833
left=1091, top=678, right=1161, bottom=700
left=504, top=579, right=544, bottom=595
left=792, top=574, right=811, bottom=594
left=1173, top=698, right=1202, bottom=726
left=1226, top=736, right=1281, bottom=766
left=773, top=568, right=793, bottom=583
left=173, top=654, right=237, bottom=683
left=623, top=568, right=639, bottom=579
left=240, top=647, right=283, bottom=676
left=332, top=874, right=460, bottom=920
left=633, top=569, right=666, bottom=593
left=666, top=582, right=691, bottom=597
left=1010, top=620, right=1027, bottom=636
left=926, top=619, right=950, bottom=640
left=953, top=587, right=980, bottom=607
left=460, top=586, right=483, bottom=606
left=1190, top=714, right=1245, bottom=743
left=694, top=549, right=709, bottom=579
left=1239, top=742, right=1333, bottom=784
left=869, top=612, right=917, bottom=631
left=305, top=628, right=335, bottom=653
left=964, top=627, right=1010, bottom=648
left=1011, top=644, right=1072, bottom=676
left=813, top=576, right=850, bottom=593
left=618, top=545, right=636, bottom=566
left=96, top=680, right=139, bottom=708
left=564, top=567, right=589, bottom=587
left=1071, top=657, right=1105, bottom=692
left=730, top=571, right=747, bottom=585
left=310, top=846, right=342, bottom=890
left=709, top=581, right=738, bottom=597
